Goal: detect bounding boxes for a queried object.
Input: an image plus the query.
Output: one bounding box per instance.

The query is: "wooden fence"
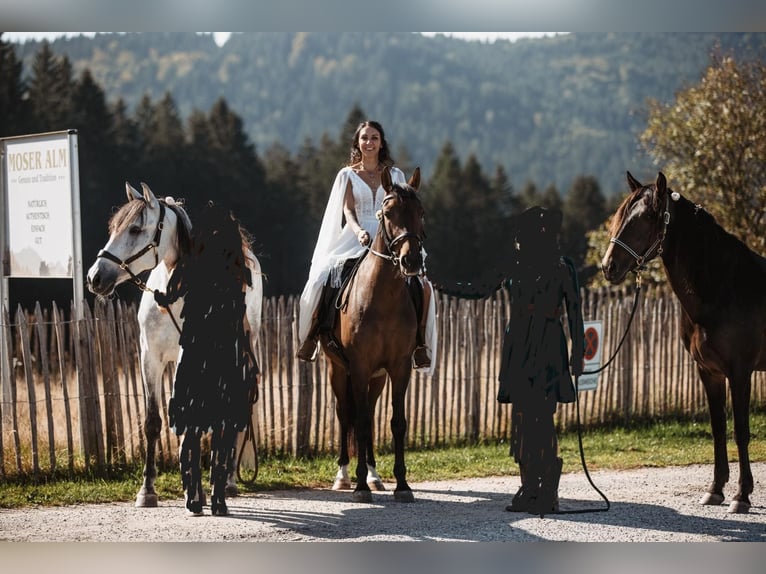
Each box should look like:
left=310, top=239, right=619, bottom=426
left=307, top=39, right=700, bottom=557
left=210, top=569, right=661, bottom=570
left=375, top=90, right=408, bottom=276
left=2, top=286, right=765, bottom=476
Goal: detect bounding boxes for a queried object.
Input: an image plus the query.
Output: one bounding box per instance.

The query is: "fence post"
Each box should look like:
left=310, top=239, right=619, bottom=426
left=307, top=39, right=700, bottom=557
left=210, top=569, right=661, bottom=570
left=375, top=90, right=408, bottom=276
left=16, top=306, right=40, bottom=475
left=52, top=302, right=75, bottom=473
left=95, top=300, right=126, bottom=465
left=34, top=302, right=56, bottom=473
left=73, top=300, right=104, bottom=469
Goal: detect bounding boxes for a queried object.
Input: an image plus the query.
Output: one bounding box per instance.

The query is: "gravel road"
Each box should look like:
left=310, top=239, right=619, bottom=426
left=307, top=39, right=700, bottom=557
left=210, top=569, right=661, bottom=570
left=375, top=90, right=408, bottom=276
left=1, top=462, right=764, bottom=543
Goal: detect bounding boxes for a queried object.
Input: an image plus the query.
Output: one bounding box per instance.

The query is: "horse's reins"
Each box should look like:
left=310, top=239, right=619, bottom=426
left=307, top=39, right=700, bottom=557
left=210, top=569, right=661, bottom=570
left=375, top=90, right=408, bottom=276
left=558, top=191, right=672, bottom=515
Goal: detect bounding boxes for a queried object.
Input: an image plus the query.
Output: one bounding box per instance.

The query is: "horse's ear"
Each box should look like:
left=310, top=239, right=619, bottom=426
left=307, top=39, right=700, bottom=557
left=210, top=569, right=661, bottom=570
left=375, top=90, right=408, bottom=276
left=140, top=182, right=160, bottom=209
left=408, top=167, right=421, bottom=191
left=125, top=182, right=142, bottom=202
left=381, top=166, right=394, bottom=192
left=656, top=172, right=667, bottom=195
left=626, top=171, right=642, bottom=192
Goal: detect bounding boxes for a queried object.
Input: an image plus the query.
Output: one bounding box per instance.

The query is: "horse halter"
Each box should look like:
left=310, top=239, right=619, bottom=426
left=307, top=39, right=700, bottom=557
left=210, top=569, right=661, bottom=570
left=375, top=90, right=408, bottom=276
left=96, top=201, right=167, bottom=292
left=370, top=192, right=425, bottom=271
left=609, top=192, right=671, bottom=271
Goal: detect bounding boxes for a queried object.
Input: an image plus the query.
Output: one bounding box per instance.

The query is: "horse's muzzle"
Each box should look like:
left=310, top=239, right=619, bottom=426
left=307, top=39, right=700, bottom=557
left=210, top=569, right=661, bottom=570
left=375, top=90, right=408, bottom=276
left=601, top=256, right=629, bottom=285
left=86, top=262, right=118, bottom=296
left=398, top=251, right=423, bottom=277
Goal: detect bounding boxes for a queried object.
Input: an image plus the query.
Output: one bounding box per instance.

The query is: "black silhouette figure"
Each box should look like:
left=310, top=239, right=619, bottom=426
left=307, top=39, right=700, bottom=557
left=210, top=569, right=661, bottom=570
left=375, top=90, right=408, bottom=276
left=497, top=206, right=584, bottom=516
left=155, top=202, right=259, bottom=516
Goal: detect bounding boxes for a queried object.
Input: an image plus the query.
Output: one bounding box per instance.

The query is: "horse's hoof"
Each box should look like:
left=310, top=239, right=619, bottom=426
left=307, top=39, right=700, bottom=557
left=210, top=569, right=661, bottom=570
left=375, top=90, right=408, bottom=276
left=185, top=500, right=204, bottom=516
left=225, top=484, right=238, bottom=497
left=332, top=478, right=352, bottom=491
left=135, top=490, right=158, bottom=508
left=727, top=500, right=751, bottom=514
left=367, top=478, right=386, bottom=491
left=211, top=498, right=229, bottom=516
left=700, top=492, right=724, bottom=506
left=352, top=490, right=373, bottom=503
left=394, top=489, right=415, bottom=503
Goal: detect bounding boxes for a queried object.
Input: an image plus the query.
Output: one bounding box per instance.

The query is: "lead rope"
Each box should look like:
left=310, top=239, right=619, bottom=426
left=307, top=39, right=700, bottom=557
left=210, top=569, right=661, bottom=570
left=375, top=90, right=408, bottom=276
left=554, top=274, right=643, bottom=515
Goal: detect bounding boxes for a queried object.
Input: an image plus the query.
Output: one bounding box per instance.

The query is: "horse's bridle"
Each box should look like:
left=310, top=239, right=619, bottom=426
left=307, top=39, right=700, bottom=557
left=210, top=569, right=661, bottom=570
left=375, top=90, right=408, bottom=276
left=609, top=192, right=671, bottom=271
left=96, top=201, right=167, bottom=293
left=369, top=192, right=425, bottom=272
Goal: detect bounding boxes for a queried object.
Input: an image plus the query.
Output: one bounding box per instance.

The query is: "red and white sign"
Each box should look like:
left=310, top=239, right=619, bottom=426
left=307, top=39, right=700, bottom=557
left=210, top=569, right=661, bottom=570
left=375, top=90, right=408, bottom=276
left=577, top=320, right=603, bottom=392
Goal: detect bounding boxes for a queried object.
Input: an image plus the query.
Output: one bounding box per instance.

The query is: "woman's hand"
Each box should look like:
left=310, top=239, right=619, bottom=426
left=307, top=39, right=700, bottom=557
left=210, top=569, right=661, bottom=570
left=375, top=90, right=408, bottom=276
left=357, top=229, right=370, bottom=246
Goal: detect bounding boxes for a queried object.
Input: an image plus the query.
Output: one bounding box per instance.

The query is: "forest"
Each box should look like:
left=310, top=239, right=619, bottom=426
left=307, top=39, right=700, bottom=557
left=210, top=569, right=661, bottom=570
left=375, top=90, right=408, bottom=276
left=2, top=32, right=765, bottom=305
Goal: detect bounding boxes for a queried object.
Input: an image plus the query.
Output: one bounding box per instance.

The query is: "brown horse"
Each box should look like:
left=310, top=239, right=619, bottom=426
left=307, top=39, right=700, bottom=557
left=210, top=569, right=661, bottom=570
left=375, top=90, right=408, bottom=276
left=601, top=171, right=765, bottom=513
left=321, top=166, right=425, bottom=503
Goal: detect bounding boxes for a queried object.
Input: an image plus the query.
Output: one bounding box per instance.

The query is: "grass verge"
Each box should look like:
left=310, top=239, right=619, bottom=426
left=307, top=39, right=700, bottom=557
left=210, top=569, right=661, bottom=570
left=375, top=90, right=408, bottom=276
left=1, top=412, right=764, bottom=509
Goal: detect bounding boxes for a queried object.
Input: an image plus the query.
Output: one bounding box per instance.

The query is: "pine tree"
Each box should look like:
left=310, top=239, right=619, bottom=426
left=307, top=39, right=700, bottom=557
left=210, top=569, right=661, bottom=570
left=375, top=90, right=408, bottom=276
left=69, top=68, right=117, bottom=264
left=0, top=33, right=27, bottom=136
left=111, top=98, right=141, bottom=178
left=519, top=180, right=542, bottom=210
left=27, top=42, right=75, bottom=133
left=421, top=141, right=464, bottom=283
left=261, top=142, right=315, bottom=295
left=561, top=175, right=606, bottom=272
left=338, top=103, right=367, bottom=164
left=133, top=92, right=189, bottom=202
left=205, top=97, right=267, bottom=238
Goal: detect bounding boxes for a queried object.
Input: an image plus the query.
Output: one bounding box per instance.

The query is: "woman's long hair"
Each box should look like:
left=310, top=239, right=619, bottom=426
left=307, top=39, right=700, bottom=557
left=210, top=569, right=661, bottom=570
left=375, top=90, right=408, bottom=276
left=348, top=120, right=394, bottom=167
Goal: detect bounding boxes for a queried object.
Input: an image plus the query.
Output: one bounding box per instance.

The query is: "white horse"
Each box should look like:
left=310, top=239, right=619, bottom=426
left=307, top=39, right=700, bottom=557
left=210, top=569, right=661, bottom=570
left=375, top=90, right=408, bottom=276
left=86, top=182, right=263, bottom=507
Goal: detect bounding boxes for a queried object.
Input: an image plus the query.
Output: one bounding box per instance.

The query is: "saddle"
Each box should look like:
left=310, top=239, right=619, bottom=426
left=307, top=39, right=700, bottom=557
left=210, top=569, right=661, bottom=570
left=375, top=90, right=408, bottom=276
left=317, top=253, right=425, bottom=367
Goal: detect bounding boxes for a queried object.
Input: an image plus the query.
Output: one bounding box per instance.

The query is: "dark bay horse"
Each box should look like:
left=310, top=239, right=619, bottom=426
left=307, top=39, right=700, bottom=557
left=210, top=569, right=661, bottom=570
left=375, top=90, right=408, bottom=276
left=322, top=166, right=425, bottom=503
left=601, top=171, right=765, bottom=513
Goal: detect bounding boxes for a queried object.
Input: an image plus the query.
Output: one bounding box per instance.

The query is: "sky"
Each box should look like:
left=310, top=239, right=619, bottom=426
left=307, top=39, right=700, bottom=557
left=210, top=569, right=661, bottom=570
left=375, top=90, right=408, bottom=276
left=3, top=32, right=561, bottom=47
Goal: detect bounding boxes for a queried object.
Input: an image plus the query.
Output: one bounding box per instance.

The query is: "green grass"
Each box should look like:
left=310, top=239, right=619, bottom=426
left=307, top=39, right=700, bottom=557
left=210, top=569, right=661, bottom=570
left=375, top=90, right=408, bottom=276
left=2, top=412, right=764, bottom=509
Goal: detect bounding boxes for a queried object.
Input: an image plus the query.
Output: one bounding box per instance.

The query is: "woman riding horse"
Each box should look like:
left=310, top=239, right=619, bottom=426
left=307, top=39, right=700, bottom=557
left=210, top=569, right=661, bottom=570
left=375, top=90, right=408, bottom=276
left=155, top=202, right=259, bottom=516
left=297, top=120, right=436, bottom=372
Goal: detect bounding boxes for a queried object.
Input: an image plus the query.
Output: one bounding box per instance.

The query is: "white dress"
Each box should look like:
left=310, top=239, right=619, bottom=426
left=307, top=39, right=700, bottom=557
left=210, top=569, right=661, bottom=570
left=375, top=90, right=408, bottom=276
left=298, top=166, right=437, bottom=373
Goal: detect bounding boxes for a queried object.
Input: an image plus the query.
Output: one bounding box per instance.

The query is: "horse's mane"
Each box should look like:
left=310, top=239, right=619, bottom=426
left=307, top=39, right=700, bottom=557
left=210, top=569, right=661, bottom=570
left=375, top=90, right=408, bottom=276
left=390, top=182, right=420, bottom=202
left=108, top=200, right=144, bottom=236
left=668, top=193, right=766, bottom=299
left=165, top=201, right=193, bottom=259
left=237, top=224, right=258, bottom=267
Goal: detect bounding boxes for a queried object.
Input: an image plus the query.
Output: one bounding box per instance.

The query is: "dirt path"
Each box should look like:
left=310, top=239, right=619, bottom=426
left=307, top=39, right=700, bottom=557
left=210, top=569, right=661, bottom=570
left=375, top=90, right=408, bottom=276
left=1, top=462, right=764, bottom=542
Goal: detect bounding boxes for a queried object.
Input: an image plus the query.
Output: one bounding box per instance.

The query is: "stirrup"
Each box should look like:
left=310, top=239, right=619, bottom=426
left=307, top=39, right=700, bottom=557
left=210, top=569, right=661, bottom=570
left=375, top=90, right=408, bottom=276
left=412, top=345, right=431, bottom=370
